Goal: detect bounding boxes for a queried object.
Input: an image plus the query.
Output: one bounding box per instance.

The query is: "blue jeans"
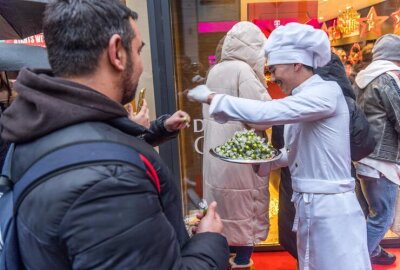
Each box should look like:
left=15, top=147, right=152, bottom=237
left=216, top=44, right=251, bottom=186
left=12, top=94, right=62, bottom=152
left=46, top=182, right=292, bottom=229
left=229, top=246, right=254, bottom=265
left=358, top=174, right=399, bottom=256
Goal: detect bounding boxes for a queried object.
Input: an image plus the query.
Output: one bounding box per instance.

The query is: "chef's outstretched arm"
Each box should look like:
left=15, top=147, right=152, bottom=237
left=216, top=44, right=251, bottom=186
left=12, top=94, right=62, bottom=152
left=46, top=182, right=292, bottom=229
left=188, top=84, right=338, bottom=126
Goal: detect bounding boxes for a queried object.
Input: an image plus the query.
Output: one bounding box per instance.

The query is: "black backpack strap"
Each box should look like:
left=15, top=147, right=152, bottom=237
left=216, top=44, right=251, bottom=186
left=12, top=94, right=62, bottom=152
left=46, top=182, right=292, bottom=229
left=13, top=141, right=157, bottom=211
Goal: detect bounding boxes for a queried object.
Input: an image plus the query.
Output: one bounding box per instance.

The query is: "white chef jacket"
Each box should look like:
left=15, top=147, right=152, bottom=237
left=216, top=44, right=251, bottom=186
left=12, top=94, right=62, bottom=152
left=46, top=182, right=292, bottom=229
left=209, top=74, right=371, bottom=270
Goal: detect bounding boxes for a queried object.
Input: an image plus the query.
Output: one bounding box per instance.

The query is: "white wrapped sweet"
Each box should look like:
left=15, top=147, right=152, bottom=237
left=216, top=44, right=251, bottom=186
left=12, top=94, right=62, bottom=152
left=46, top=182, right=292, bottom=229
left=215, top=129, right=274, bottom=160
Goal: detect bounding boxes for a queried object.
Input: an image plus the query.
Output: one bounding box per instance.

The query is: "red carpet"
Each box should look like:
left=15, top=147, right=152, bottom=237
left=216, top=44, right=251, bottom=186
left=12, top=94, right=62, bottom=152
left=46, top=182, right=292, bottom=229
left=252, top=248, right=400, bottom=270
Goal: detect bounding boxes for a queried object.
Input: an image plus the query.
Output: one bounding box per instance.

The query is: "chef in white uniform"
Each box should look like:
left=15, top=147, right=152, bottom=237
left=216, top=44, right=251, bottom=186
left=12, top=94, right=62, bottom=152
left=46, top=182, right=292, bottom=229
left=188, top=23, right=371, bottom=270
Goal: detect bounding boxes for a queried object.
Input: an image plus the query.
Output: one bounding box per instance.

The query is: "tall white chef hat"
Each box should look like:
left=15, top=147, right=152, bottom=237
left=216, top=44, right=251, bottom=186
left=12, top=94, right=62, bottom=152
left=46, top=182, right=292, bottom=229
left=264, top=23, right=331, bottom=69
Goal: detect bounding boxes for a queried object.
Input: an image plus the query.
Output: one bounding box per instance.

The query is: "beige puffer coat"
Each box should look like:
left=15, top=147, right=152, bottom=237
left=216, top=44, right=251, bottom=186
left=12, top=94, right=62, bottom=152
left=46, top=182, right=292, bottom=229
left=202, top=21, right=271, bottom=246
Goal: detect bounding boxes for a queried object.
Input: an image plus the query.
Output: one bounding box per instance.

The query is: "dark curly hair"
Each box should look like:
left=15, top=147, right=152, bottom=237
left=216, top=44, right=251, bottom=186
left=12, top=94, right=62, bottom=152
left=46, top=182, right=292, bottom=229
left=43, top=0, right=138, bottom=77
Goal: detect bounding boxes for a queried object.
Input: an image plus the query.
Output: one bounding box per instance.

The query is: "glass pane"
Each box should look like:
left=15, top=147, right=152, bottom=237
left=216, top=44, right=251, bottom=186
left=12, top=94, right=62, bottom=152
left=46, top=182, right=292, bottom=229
left=170, top=0, right=282, bottom=247
left=171, top=0, right=242, bottom=213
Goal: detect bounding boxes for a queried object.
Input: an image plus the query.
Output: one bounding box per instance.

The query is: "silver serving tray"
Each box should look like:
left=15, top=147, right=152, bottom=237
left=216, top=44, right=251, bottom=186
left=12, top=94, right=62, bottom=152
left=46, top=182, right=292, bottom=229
left=209, top=148, right=282, bottom=164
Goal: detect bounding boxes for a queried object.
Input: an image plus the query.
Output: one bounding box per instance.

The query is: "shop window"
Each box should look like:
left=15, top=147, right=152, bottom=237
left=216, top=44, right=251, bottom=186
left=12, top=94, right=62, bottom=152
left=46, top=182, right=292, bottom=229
left=170, top=0, right=400, bottom=248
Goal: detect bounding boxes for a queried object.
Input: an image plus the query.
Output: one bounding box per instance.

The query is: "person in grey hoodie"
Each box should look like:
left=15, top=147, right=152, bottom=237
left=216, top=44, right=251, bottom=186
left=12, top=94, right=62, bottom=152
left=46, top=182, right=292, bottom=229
left=353, top=34, right=400, bottom=266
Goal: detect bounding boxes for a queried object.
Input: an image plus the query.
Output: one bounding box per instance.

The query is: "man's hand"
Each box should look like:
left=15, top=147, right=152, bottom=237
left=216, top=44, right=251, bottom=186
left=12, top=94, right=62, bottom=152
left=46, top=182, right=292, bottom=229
left=164, top=110, right=191, bottom=132
left=187, top=85, right=216, bottom=104
left=127, top=99, right=150, bottom=129
left=192, top=201, right=223, bottom=234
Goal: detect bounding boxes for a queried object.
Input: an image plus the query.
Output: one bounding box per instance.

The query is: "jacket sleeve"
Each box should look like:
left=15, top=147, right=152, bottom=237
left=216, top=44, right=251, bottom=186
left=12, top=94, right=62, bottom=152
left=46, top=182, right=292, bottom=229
left=209, top=82, right=338, bottom=125
left=380, top=75, right=400, bottom=136
left=181, top=233, right=230, bottom=269
left=144, top=114, right=179, bottom=146
left=106, top=116, right=178, bottom=147
left=146, top=152, right=231, bottom=269
left=345, top=97, right=377, bottom=161
left=59, top=164, right=229, bottom=270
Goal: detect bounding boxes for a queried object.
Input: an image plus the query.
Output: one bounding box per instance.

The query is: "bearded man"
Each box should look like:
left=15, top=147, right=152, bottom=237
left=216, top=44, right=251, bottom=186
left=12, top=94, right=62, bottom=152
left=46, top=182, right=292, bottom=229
left=0, top=0, right=229, bottom=269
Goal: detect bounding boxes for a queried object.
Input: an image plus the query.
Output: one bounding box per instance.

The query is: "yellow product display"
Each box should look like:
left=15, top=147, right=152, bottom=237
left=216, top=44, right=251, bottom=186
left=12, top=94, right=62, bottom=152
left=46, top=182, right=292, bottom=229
left=261, top=169, right=280, bottom=246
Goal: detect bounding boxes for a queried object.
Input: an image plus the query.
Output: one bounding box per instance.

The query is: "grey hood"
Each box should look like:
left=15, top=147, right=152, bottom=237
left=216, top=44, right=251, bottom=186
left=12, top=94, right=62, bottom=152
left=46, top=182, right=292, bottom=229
left=355, top=60, right=400, bottom=88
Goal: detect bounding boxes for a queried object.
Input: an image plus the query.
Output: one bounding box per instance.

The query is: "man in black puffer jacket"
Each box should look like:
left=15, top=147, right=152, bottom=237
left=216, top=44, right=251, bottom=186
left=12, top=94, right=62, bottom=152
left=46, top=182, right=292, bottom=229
left=0, top=1, right=229, bottom=269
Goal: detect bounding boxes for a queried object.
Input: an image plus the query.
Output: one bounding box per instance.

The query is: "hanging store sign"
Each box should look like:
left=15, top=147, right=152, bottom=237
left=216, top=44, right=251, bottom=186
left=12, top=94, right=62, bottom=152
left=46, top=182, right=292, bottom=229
left=337, top=7, right=360, bottom=37
left=2, top=33, right=45, bottom=47
left=321, top=20, right=341, bottom=41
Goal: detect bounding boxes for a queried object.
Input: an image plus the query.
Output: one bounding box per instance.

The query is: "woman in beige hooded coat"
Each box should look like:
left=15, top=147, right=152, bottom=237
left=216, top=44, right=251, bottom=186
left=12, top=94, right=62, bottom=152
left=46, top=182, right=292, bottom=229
left=202, top=21, right=271, bottom=269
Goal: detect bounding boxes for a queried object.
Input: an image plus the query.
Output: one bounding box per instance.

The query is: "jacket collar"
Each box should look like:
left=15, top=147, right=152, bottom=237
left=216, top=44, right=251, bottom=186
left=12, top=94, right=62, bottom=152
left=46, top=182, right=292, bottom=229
left=292, top=74, right=323, bottom=95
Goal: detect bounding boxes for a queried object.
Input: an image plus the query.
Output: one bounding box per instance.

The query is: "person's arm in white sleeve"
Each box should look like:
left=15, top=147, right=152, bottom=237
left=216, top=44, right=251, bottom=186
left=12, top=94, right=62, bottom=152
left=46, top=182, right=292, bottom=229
left=237, top=75, right=272, bottom=130
left=209, top=86, right=338, bottom=125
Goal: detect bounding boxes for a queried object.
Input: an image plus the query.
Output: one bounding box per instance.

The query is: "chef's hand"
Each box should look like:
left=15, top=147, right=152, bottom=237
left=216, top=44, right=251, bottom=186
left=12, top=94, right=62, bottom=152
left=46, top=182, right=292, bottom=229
left=164, top=110, right=191, bottom=131
left=187, top=85, right=216, bottom=104
left=192, top=201, right=223, bottom=234
left=127, top=99, right=150, bottom=129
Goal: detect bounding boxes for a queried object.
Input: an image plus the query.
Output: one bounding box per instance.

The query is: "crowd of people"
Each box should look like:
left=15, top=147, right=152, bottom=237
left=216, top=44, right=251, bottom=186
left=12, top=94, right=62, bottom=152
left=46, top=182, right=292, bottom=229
left=0, top=0, right=398, bottom=270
